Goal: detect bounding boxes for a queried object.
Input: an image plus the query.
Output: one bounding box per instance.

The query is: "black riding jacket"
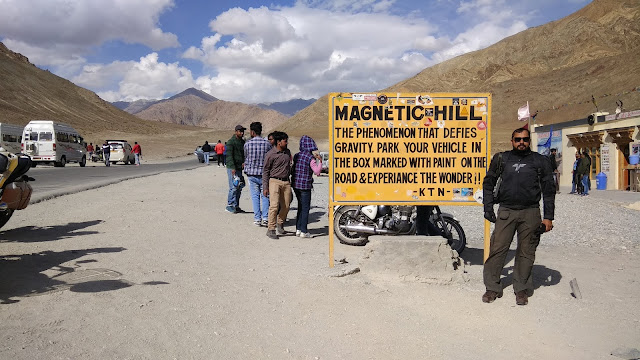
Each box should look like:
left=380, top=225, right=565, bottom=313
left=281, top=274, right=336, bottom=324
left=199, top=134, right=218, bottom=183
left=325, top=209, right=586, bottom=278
left=483, top=149, right=556, bottom=220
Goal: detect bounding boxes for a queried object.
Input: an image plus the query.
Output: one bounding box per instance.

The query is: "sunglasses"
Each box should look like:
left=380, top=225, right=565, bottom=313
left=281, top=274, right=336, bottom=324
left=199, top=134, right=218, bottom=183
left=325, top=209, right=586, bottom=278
left=513, top=137, right=530, bottom=142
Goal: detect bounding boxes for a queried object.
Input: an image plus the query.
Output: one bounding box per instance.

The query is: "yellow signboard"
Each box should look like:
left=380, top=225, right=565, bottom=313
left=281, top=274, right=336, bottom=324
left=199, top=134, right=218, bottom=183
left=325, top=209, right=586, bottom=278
left=328, top=92, right=491, bottom=205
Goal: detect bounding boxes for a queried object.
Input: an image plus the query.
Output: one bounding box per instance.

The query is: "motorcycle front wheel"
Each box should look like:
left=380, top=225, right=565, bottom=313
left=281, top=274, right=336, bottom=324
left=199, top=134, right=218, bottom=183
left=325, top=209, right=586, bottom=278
left=0, top=209, right=15, bottom=229
left=334, top=206, right=369, bottom=246
left=436, top=217, right=466, bottom=254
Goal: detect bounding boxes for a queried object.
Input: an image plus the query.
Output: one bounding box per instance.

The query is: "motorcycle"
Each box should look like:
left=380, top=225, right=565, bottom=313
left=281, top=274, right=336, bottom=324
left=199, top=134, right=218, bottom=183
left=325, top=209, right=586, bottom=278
left=0, top=152, right=35, bottom=230
left=333, top=205, right=466, bottom=254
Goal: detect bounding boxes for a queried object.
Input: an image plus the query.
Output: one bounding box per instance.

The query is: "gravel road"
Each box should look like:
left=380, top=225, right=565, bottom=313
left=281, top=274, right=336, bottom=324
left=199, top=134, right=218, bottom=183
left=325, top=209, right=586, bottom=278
left=1, top=165, right=639, bottom=359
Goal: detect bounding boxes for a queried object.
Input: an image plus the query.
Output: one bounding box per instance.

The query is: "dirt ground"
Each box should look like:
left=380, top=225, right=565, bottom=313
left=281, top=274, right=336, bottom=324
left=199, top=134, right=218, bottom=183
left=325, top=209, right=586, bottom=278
left=1, top=164, right=639, bottom=359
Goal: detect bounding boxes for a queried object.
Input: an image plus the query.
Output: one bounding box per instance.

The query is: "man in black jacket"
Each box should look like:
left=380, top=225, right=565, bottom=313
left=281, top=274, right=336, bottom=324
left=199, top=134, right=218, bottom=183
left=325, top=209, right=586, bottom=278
left=482, top=128, right=556, bottom=306
left=201, top=141, right=212, bottom=165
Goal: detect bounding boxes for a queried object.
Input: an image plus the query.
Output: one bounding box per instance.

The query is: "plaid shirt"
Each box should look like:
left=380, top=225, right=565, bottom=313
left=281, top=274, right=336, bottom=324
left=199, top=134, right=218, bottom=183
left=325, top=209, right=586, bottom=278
left=243, top=136, right=272, bottom=176
left=292, top=135, right=318, bottom=190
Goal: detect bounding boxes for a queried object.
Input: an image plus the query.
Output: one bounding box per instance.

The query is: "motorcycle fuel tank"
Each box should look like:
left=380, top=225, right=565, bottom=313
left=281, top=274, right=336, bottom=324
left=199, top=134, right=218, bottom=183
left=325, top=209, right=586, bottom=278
left=360, top=205, right=377, bottom=220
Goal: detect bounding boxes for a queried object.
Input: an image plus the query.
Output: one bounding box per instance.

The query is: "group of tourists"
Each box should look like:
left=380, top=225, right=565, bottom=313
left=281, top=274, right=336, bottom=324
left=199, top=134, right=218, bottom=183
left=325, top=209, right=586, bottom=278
left=224, top=122, right=322, bottom=239
left=201, top=140, right=226, bottom=166
left=570, top=149, right=592, bottom=195
left=85, top=141, right=142, bottom=166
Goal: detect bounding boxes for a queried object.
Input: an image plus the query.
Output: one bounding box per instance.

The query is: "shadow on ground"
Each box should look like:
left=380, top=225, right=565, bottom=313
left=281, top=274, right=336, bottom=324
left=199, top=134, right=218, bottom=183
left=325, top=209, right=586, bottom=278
left=0, top=246, right=126, bottom=304
left=461, top=246, right=562, bottom=293
left=0, top=220, right=103, bottom=243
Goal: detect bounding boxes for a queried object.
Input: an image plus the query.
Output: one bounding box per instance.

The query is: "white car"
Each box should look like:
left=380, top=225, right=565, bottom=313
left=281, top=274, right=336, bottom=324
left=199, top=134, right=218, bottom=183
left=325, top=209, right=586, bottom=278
left=106, top=140, right=135, bottom=165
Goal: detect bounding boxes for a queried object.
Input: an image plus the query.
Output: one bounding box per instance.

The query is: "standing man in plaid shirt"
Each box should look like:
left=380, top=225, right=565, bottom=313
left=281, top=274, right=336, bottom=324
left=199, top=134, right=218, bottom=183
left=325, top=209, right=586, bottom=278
left=244, top=122, right=273, bottom=226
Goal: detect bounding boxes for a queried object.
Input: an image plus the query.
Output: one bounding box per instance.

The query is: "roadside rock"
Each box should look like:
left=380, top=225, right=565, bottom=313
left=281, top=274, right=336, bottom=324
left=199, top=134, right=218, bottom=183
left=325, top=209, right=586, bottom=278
left=358, top=236, right=468, bottom=284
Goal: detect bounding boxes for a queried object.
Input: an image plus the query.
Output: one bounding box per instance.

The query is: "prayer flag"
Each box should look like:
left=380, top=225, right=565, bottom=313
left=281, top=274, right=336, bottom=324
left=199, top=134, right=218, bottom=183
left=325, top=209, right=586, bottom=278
left=517, top=102, right=530, bottom=121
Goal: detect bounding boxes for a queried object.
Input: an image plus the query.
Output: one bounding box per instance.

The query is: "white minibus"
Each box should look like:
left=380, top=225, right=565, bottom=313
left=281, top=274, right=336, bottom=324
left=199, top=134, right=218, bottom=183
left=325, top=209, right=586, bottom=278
left=22, top=120, right=87, bottom=167
left=0, top=123, right=24, bottom=154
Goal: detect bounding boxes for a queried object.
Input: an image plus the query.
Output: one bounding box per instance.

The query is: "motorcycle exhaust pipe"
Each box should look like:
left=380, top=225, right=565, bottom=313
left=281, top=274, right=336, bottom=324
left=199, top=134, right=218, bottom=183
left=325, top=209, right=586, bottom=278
left=340, top=224, right=398, bottom=235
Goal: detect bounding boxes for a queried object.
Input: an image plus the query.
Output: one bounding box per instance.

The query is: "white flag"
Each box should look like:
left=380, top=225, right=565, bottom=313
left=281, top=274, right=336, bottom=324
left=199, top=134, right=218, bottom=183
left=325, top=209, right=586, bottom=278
left=517, top=102, right=530, bottom=121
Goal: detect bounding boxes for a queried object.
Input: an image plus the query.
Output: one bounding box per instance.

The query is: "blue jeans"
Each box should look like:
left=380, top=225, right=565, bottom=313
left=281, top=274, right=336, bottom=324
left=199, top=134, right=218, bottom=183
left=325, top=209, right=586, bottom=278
left=227, top=168, right=242, bottom=208
left=248, top=175, right=269, bottom=222
left=134, top=153, right=140, bottom=165
left=204, top=152, right=209, bottom=164
left=582, top=175, right=590, bottom=195
left=294, top=188, right=311, bottom=233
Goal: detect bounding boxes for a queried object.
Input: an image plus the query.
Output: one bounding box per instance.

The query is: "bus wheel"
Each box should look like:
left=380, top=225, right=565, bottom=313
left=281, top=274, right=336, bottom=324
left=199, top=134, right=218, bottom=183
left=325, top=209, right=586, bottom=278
left=55, top=157, right=66, bottom=167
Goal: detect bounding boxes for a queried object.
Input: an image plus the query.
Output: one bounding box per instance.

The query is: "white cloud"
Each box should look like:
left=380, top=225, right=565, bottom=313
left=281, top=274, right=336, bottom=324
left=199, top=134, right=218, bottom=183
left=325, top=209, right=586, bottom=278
left=73, top=53, right=195, bottom=102
left=0, top=0, right=178, bottom=69
left=0, top=0, right=585, bottom=103
left=184, top=3, right=438, bottom=101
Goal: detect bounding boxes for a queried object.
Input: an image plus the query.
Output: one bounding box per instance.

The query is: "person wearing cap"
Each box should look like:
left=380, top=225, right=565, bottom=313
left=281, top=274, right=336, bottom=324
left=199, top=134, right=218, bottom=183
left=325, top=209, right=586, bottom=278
left=225, top=125, right=246, bottom=213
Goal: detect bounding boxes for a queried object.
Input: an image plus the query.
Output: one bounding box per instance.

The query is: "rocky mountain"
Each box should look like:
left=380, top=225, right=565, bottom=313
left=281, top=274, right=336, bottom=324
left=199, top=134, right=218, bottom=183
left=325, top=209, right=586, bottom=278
left=134, top=90, right=288, bottom=132
left=257, top=98, right=316, bottom=116
left=280, top=0, right=640, bottom=150
left=113, top=88, right=217, bottom=115
left=0, top=42, right=176, bottom=136
left=112, top=99, right=159, bottom=114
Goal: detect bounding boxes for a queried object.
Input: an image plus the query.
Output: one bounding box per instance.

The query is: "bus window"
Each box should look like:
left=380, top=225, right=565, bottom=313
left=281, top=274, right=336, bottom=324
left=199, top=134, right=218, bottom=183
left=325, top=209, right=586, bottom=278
left=40, top=132, right=53, bottom=141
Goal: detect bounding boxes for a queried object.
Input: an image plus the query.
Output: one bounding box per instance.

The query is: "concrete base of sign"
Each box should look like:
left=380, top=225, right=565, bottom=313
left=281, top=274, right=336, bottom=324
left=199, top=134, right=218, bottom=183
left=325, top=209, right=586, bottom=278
left=358, top=236, right=468, bottom=284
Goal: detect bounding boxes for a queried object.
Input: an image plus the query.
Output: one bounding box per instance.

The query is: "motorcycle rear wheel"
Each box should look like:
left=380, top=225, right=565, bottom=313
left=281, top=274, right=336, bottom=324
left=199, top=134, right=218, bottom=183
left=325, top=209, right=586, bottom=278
left=334, top=206, right=369, bottom=246
left=0, top=209, right=15, bottom=229
left=436, top=217, right=466, bottom=254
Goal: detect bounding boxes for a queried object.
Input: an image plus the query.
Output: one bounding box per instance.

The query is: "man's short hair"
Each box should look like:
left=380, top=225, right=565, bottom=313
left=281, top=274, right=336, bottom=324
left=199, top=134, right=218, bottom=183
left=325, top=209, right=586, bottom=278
left=550, top=148, right=557, bottom=152
left=511, top=127, right=530, bottom=138
left=249, top=122, right=262, bottom=135
left=273, top=131, right=288, bottom=143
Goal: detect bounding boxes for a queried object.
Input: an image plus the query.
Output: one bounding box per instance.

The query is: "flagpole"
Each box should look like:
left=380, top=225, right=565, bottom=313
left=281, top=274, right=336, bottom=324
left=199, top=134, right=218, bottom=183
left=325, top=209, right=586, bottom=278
left=527, top=101, right=531, bottom=131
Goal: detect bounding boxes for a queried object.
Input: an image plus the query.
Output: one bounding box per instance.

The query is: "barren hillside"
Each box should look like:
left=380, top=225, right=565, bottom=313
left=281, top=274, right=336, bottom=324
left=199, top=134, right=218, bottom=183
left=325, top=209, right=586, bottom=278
left=136, top=96, right=289, bottom=133
left=0, top=42, right=228, bottom=158
left=281, top=0, right=640, bottom=150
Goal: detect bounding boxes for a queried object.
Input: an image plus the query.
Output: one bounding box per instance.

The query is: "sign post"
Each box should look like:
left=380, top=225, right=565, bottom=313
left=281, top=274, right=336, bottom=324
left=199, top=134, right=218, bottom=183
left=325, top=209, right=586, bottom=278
left=327, top=92, right=492, bottom=266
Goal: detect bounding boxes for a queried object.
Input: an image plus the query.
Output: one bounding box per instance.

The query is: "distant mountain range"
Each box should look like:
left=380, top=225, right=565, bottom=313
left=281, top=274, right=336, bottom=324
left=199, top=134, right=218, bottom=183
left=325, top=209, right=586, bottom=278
left=256, top=98, right=316, bottom=116
left=113, top=88, right=315, bottom=117
left=110, top=88, right=315, bottom=132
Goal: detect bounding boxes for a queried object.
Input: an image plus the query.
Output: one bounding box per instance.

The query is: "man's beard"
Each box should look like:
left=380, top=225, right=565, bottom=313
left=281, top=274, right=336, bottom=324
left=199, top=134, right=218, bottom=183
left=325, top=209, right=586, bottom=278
left=512, top=144, right=530, bottom=154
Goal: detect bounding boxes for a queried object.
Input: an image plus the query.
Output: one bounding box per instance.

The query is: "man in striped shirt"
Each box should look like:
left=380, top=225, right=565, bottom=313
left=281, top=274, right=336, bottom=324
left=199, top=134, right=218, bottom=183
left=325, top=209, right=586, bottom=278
left=244, top=122, right=273, bottom=226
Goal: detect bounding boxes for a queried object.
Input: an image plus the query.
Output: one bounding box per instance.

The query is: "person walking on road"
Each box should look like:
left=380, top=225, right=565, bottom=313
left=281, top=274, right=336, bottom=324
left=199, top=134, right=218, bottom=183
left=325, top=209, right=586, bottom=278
left=102, top=141, right=111, bottom=167
left=291, top=135, right=322, bottom=238
left=244, top=122, right=272, bottom=226
left=482, top=127, right=556, bottom=306
left=222, top=142, right=227, bottom=166
left=201, top=141, right=212, bottom=165
left=578, top=150, right=591, bottom=196
left=132, top=141, right=142, bottom=166
left=87, top=143, right=94, bottom=160
left=570, top=151, right=582, bottom=194
left=215, top=140, right=225, bottom=167
left=225, top=126, right=246, bottom=213
left=262, top=131, right=292, bottom=239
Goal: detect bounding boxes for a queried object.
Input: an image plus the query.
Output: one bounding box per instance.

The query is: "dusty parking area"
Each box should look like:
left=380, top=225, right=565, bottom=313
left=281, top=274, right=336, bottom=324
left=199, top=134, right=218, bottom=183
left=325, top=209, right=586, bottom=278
left=1, top=166, right=639, bottom=359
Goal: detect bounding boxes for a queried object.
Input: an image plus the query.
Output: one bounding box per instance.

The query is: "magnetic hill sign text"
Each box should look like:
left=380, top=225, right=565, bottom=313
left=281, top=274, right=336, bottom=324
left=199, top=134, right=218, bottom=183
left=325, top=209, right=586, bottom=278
left=328, top=92, right=491, bottom=205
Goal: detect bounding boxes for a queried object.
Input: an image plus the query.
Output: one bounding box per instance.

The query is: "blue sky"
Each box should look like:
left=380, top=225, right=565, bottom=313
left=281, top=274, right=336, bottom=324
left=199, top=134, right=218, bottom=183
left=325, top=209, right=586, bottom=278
left=0, top=0, right=589, bottom=104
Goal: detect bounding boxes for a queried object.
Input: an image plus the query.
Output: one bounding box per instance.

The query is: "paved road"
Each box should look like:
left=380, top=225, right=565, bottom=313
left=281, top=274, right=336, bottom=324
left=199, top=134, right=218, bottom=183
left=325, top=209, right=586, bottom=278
left=27, top=157, right=202, bottom=203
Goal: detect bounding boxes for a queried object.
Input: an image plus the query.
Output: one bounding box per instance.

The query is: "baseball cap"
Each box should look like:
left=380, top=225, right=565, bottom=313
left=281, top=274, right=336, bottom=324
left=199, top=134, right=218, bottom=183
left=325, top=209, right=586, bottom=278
left=235, top=125, right=246, bottom=131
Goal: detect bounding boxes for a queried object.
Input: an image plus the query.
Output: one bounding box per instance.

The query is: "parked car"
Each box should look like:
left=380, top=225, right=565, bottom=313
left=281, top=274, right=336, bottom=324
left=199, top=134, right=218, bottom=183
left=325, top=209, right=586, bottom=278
left=194, top=146, right=218, bottom=163
left=319, top=151, right=329, bottom=173
left=106, top=140, right=135, bottom=165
